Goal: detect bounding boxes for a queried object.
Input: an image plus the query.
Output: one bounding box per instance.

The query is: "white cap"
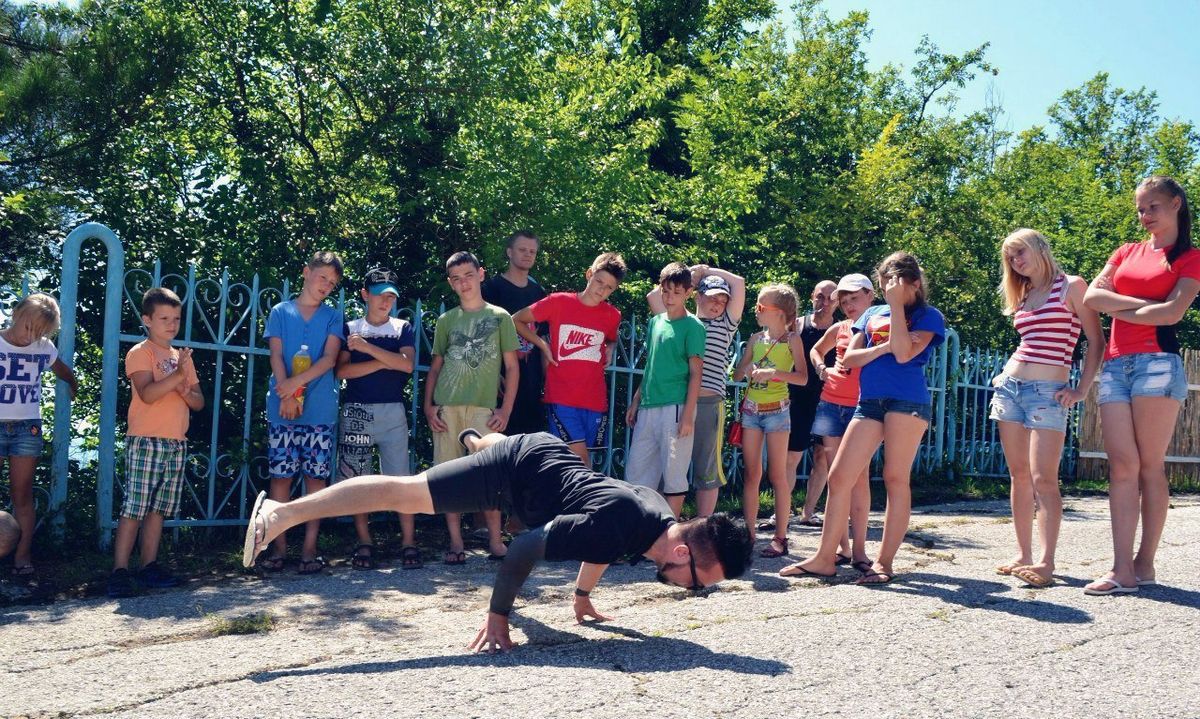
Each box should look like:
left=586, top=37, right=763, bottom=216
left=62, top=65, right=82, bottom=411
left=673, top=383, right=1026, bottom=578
left=833, top=273, right=873, bottom=297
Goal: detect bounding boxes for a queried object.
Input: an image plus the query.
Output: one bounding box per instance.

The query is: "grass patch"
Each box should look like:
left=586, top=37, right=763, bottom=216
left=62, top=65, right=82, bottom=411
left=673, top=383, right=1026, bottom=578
left=208, top=612, right=276, bottom=637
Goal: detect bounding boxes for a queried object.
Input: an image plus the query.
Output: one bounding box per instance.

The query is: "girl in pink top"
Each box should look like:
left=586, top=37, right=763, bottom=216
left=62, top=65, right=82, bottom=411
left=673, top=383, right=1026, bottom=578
left=991, top=230, right=1104, bottom=588
left=1082, top=176, right=1200, bottom=596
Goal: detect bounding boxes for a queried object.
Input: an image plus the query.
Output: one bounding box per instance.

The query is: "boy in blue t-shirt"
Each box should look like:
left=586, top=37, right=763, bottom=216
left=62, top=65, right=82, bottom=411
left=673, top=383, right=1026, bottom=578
left=262, top=251, right=345, bottom=574
left=335, top=267, right=418, bottom=569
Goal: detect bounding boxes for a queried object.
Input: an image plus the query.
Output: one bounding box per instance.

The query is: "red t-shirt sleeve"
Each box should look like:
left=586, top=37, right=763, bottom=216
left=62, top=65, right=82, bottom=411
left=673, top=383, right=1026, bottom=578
left=529, top=293, right=560, bottom=323
left=605, top=307, right=620, bottom=342
left=1105, top=242, right=1134, bottom=269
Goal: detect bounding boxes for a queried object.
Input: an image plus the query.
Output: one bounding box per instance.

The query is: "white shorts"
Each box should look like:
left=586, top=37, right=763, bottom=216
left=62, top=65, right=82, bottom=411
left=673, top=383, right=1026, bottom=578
left=625, top=404, right=694, bottom=495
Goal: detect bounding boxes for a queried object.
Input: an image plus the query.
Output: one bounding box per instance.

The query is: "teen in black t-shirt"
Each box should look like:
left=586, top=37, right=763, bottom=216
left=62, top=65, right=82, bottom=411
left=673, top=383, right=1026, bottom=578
left=243, top=432, right=753, bottom=652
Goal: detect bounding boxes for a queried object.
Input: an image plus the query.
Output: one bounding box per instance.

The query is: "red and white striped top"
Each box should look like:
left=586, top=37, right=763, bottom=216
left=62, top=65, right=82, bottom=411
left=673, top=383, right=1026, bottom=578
left=1011, top=274, right=1082, bottom=367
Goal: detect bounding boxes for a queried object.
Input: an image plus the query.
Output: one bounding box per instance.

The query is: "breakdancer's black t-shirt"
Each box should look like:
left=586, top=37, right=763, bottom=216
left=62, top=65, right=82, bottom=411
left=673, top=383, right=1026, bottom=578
left=507, top=434, right=676, bottom=565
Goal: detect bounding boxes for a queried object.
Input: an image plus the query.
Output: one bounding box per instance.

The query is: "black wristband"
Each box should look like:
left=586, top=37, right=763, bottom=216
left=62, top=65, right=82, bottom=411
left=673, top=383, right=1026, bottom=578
left=574, top=587, right=590, bottom=597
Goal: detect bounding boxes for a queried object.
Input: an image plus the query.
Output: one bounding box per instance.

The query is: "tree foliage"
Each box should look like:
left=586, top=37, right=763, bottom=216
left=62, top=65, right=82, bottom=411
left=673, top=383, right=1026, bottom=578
left=2, top=0, right=1197, bottom=343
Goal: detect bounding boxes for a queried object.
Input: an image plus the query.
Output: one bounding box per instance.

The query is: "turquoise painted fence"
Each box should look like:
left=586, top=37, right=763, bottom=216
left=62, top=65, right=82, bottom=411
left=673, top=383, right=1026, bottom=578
left=1, top=224, right=1086, bottom=547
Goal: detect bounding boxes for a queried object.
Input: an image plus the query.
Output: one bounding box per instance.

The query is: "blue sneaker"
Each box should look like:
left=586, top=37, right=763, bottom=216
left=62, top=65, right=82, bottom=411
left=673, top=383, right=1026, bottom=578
left=137, top=561, right=180, bottom=588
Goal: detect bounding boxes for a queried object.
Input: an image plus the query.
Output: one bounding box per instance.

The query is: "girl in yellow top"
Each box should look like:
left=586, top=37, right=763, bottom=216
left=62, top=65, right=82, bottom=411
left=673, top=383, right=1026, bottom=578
left=733, top=284, right=808, bottom=557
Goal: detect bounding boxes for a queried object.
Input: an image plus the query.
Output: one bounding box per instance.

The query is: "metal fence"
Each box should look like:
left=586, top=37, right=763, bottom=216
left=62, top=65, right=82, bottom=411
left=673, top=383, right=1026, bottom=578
left=3, top=223, right=1089, bottom=546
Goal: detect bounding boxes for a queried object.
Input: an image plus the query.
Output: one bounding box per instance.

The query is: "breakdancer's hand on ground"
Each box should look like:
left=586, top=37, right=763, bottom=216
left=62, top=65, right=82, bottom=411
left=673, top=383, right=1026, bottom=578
left=573, top=595, right=613, bottom=624
left=469, top=611, right=515, bottom=653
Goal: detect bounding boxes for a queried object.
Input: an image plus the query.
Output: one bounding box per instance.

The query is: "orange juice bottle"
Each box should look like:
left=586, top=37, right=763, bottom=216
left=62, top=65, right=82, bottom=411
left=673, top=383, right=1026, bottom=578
left=291, top=344, right=311, bottom=406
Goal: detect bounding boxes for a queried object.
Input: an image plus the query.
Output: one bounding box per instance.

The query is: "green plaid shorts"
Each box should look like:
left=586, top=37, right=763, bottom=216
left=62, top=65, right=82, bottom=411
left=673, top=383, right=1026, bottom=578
left=121, top=436, right=187, bottom=520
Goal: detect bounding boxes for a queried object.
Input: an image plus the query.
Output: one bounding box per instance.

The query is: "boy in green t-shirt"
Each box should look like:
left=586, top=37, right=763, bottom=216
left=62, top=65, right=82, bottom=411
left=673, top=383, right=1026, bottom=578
left=424, top=251, right=519, bottom=564
left=625, top=262, right=706, bottom=517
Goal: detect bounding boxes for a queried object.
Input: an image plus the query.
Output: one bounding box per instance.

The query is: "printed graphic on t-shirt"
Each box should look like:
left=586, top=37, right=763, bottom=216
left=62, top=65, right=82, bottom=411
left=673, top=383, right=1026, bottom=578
left=866, top=315, right=891, bottom=346
left=156, top=355, right=180, bottom=377
left=0, top=351, right=53, bottom=408
left=749, top=354, right=779, bottom=391
left=447, top=315, right=501, bottom=370
left=556, top=324, right=606, bottom=362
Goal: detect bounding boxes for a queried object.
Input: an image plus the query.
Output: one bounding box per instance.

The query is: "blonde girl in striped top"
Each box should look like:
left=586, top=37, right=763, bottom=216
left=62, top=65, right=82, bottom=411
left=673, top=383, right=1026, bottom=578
left=991, top=229, right=1104, bottom=587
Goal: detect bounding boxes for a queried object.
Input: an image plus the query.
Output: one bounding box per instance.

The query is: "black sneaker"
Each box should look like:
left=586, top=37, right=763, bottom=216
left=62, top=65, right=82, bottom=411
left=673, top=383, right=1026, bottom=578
left=107, top=568, right=138, bottom=598
left=138, top=561, right=181, bottom=589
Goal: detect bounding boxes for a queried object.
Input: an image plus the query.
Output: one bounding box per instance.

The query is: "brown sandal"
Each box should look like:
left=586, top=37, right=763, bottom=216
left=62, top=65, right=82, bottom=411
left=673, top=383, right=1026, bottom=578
left=760, top=536, right=789, bottom=558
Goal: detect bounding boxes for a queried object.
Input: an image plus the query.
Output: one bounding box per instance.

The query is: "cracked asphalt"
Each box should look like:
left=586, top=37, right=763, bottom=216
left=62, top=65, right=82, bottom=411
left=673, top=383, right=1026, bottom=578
left=2, top=496, right=1198, bottom=718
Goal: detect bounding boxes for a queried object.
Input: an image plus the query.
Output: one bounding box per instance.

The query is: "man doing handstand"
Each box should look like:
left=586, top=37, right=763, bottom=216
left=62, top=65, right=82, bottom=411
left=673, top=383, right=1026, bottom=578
left=243, top=431, right=753, bottom=652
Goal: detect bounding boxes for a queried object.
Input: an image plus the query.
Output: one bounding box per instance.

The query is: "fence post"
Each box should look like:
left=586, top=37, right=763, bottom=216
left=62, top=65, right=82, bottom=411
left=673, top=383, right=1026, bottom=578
left=53, top=223, right=124, bottom=545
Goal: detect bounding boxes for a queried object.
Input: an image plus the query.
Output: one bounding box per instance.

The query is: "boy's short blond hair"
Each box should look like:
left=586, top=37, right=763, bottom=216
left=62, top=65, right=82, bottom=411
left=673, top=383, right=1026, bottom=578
left=8, top=293, right=61, bottom=340
left=0, top=511, right=19, bottom=560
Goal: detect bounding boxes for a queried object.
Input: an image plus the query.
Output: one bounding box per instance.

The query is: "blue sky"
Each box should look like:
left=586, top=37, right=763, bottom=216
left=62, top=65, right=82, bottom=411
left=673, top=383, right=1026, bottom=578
left=778, top=1, right=1200, bottom=134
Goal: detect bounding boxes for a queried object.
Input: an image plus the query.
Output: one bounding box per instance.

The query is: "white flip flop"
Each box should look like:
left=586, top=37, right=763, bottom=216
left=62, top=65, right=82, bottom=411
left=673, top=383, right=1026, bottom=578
left=1083, top=577, right=1139, bottom=596
left=242, top=491, right=268, bottom=568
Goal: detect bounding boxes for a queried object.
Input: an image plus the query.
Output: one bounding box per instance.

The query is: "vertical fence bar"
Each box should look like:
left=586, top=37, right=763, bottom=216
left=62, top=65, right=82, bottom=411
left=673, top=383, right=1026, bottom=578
left=53, top=223, right=124, bottom=545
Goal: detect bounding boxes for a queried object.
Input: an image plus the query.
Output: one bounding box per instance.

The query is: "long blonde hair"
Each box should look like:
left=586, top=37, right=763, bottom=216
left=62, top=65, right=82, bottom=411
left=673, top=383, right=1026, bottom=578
left=999, top=229, right=1062, bottom=316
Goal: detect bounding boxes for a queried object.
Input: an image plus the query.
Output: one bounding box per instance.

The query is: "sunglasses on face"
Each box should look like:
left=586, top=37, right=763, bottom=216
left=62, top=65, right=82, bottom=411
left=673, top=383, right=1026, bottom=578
left=656, top=544, right=703, bottom=591
left=755, top=302, right=781, bottom=313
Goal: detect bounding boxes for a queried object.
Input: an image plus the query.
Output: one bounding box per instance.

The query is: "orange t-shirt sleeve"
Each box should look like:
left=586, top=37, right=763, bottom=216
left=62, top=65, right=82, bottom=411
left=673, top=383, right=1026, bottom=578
left=124, top=345, right=153, bottom=378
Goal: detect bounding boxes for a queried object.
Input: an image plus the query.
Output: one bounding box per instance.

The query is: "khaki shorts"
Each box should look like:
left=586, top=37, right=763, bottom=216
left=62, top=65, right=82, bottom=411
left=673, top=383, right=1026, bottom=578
left=431, top=405, right=494, bottom=465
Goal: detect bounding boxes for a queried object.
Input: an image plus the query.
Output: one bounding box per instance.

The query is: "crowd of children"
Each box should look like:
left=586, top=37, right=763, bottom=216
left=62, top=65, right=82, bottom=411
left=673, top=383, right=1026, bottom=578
left=1, top=175, right=1197, bottom=600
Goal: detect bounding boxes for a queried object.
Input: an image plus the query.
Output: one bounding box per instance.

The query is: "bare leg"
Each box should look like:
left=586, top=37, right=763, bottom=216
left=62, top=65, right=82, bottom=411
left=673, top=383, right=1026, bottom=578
left=138, top=511, right=165, bottom=566
left=741, top=429, right=766, bottom=538
left=695, top=486, right=719, bottom=517
left=802, top=444, right=831, bottom=521
left=1089, top=403, right=1140, bottom=590
left=253, top=473, right=435, bottom=552
left=566, top=442, right=590, bottom=465
left=766, top=432, right=792, bottom=550
left=1131, top=396, right=1180, bottom=583
left=784, top=450, right=803, bottom=495
left=868, top=412, right=928, bottom=580
left=822, top=436, right=858, bottom=559
left=1021, top=427, right=1067, bottom=582
left=112, top=517, right=141, bottom=571
left=782, top=418, right=882, bottom=575
left=268, top=476, right=292, bottom=558
left=996, top=421, right=1035, bottom=571
left=301, top=477, right=327, bottom=561
left=7, top=456, right=37, bottom=568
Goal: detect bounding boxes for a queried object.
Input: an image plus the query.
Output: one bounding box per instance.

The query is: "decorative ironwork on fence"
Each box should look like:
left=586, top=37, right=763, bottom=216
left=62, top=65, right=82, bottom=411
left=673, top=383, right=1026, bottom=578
left=1, top=223, right=1114, bottom=547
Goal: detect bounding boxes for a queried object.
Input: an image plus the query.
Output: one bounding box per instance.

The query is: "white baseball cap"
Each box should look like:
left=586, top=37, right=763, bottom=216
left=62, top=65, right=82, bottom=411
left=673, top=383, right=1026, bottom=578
left=833, top=273, right=873, bottom=297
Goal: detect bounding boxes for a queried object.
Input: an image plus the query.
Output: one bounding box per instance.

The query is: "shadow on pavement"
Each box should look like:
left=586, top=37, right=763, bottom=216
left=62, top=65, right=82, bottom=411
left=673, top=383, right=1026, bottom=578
left=884, top=572, right=1094, bottom=624
left=250, top=616, right=790, bottom=680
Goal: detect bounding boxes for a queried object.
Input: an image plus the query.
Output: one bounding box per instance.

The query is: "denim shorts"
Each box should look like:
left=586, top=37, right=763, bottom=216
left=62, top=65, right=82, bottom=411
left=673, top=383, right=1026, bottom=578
left=0, top=419, right=44, bottom=457
left=854, top=398, right=931, bottom=424
left=547, top=404, right=608, bottom=448
left=1098, top=353, right=1189, bottom=404
left=811, top=401, right=856, bottom=438
left=988, top=375, right=1069, bottom=432
left=741, top=406, right=792, bottom=434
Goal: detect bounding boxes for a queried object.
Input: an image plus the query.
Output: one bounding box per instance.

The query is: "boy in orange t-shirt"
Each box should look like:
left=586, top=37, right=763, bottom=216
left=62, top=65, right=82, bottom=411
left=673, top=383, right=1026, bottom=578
left=107, top=287, right=204, bottom=598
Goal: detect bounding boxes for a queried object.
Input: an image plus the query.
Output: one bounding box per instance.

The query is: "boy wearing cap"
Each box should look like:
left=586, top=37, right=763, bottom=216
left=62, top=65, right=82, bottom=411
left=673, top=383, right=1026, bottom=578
left=335, top=268, right=418, bottom=569
left=648, top=264, right=745, bottom=517
left=513, top=252, right=627, bottom=464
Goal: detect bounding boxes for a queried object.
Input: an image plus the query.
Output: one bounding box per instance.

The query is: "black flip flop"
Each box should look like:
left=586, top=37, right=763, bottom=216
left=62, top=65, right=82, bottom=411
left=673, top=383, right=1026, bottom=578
left=779, top=565, right=836, bottom=579
left=458, top=428, right=482, bottom=452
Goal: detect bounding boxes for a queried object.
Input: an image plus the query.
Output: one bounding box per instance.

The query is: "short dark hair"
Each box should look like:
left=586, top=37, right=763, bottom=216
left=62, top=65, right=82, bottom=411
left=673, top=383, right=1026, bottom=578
left=446, top=251, right=481, bottom=272
left=506, top=230, right=538, bottom=248
left=142, top=287, right=182, bottom=316
left=659, top=261, right=692, bottom=289
left=307, top=250, right=344, bottom=278
left=590, top=252, right=627, bottom=282
left=680, top=513, right=753, bottom=580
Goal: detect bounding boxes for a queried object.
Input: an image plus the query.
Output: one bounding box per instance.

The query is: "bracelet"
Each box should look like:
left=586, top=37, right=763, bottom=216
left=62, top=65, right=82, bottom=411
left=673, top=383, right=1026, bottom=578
left=574, top=587, right=591, bottom=597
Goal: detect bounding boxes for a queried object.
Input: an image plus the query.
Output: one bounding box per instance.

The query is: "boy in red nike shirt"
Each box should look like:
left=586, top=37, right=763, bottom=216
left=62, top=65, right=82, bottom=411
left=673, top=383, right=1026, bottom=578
left=513, top=253, right=627, bottom=464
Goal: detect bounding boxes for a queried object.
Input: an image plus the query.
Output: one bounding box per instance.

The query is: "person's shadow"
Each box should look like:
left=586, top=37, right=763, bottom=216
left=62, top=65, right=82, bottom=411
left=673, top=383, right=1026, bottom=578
left=884, top=572, right=1094, bottom=623
left=250, top=615, right=790, bottom=681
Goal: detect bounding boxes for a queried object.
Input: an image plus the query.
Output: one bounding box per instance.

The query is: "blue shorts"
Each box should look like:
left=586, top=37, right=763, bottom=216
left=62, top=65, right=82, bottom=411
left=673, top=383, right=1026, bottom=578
left=741, top=406, right=791, bottom=434
left=811, top=401, right=856, bottom=438
left=988, top=375, right=1069, bottom=432
left=1099, top=353, right=1189, bottom=404
left=0, top=419, right=43, bottom=457
left=268, top=423, right=334, bottom=480
left=547, top=404, right=607, bottom=448
left=854, top=398, right=931, bottom=424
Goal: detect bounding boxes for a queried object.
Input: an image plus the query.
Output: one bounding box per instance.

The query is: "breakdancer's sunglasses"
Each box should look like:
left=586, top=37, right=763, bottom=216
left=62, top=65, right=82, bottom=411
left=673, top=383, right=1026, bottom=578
left=656, top=543, right=703, bottom=591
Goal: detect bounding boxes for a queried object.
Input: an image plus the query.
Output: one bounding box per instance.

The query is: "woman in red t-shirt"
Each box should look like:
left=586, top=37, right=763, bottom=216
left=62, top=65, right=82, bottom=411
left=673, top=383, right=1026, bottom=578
left=1083, top=176, right=1200, bottom=596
